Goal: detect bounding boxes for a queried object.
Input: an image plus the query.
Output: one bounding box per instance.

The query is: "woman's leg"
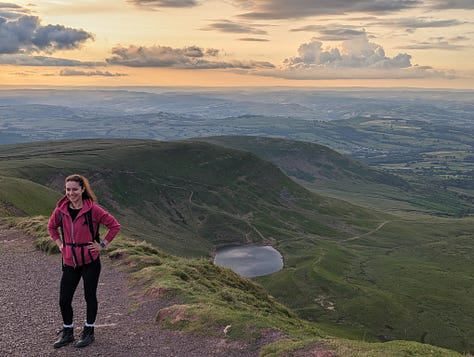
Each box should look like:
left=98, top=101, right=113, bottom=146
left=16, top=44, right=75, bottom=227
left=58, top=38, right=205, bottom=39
left=81, top=258, right=101, bottom=325
left=59, top=265, right=82, bottom=325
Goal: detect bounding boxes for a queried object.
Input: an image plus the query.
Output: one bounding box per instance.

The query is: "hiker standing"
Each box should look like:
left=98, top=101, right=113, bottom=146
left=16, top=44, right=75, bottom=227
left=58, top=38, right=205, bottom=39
left=47, top=174, right=121, bottom=349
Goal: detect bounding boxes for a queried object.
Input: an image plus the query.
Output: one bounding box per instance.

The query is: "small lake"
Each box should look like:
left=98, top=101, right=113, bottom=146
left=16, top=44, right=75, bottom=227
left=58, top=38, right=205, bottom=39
left=213, top=245, right=284, bottom=278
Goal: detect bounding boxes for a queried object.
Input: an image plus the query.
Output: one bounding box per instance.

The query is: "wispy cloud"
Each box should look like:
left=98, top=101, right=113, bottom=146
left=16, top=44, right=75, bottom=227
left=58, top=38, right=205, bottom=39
left=201, top=20, right=267, bottom=35
left=106, top=44, right=275, bottom=69
left=0, top=4, right=93, bottom=55
left=59, top=69, right=128, bottom=77
left=0, top=54, right=103, bottom=66
left=399, top=36, right=469, bottom=50
left=128, top=0, right=200, bottom=10
left=291, top=24, right=368, bottom=41
left=238, top=37, right=269, bottom=42
left=235, top=0, right=421, bottom=19
left=0, top=2, right=30, bottom=18
left=369, top=17, right=465, bottom=32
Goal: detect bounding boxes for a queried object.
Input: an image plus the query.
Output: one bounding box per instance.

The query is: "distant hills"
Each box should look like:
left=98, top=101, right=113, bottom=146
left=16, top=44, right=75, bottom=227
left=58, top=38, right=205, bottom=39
left=1, top=88, right=473, bottom=216
left=1, top=87, right=473, bottom=121
left=1, top=138, right=474, bottom=353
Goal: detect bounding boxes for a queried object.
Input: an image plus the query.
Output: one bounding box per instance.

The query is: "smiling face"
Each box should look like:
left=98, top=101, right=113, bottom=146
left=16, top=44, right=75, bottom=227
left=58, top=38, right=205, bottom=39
left=65, top=180, right=85, bottom=208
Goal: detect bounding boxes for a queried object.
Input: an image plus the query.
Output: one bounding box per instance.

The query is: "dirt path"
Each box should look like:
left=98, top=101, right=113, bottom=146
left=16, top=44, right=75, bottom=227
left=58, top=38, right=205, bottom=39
left=343, top=221, right=390, bottom=242
left=0, top=226, right=261, bottom=357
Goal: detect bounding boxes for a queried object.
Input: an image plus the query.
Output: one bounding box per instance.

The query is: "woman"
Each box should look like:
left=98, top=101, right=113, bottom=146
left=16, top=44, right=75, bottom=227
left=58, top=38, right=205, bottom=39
left=48, top=174, right=121, bottom=349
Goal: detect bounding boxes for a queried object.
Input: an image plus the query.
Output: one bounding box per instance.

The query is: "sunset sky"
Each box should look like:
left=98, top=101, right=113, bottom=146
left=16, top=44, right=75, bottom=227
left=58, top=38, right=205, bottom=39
left=1, top=0, right=473, bottom=88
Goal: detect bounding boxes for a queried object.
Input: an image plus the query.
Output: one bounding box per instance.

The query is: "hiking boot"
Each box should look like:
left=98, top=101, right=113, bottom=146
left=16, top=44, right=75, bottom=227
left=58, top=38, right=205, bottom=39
left=75, top=326, right=94, bottom=348
left=53, top=327, right=74, bottom=349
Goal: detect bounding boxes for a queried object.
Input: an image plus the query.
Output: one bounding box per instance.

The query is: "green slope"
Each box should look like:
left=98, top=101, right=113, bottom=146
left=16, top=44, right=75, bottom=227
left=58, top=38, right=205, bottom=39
left=0, top=139, right=381, bottom=256
left=0, top=175, right=60, bottom=216
left=197, top=136, right=471, bottom=216
left=1, top=138, right=474, bottom=353
left=257, top=216, right=474, bottom=352
left=198, top=135, right=408, bottom=186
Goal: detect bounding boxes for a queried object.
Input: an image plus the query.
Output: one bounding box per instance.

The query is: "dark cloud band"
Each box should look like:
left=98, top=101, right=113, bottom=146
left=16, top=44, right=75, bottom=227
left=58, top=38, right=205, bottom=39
left=429, top=0, right=474, bottom=10
left=201, top=20, right=267, bottom=35
left=0, top=6, right=93, bottom=55
left=59, top=69, right=128, bottom=77
left=128, top=0, right=199, bottom=9
left=236, top=0, right=421, bottom=19
left=106, top=44, right=275, bottom=69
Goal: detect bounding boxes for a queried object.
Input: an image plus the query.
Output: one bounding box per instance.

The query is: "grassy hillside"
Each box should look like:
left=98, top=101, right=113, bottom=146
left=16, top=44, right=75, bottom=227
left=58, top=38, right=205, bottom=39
left=257, top=215, right=474, bottom=351
left=0, top=139, right=382, bottom=256
left=0, top=176, right=60, bottom=216
left=3, top=216, right=463, bottom=357
left=197, top=136, right=471, bottom=216
left=1, top=138, right=474, bottom=353
left=198, top=136, right=408, bottom=186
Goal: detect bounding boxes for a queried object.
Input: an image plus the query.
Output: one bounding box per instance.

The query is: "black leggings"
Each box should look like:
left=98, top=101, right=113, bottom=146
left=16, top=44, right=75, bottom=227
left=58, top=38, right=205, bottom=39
left=59, top=258, right=101, bottom=326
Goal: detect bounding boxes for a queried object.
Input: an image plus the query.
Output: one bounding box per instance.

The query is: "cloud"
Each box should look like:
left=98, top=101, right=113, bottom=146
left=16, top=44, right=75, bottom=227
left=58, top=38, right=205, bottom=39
left=128, top=0, right=199, bottom=9
left=369, top=17, right=465, bottom=32
left=235, top=0, right=421, bottom=19
left=0, top=4, right=93, bottom=55
left=106, top=44, right=275, bottom=69
left=399, top=36, right=469, bottom=50
left=0, top=2, right=30, bottom=19
left=32, top=24, right=93, bottom=53
left=429, top=0, right=474, bottom=10
left=0, top=54, right=103, bottom=66
left=59, top=69, right=128, bottom=77
left=284, top=35, right=413, bottom=69
left=0, top=3, right=23, bottom=8
left=254, top=34, right=453, bottom=79
left=291, top=25, right=368, bottom=41
left=258, top=65, right=454, bottom=80
left=238, top=37, right=269, bottom=41
left=201, top=20, right=267, bottom=35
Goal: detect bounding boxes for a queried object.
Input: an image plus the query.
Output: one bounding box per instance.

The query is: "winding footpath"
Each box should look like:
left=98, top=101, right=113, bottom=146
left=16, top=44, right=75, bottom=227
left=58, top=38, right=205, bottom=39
left=0, top=226, right=259, bottom=357
left=343, top=221, right=390, bottom=242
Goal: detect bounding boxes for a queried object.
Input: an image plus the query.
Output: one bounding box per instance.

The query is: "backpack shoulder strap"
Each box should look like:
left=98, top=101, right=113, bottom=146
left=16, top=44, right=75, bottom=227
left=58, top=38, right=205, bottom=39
left=58, top=211, right=65, bottom=245
left=85, top=208, right=100, bottom=243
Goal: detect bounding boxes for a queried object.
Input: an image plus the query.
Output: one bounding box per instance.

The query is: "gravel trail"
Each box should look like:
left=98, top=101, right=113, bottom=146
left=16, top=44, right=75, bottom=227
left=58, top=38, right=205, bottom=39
left=0, top=226, right=260, bottom=357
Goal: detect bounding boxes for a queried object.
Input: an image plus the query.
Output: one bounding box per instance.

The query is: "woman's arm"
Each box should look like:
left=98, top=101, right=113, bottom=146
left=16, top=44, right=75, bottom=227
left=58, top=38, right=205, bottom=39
left=47, top=208, right=62, bottom=242
left=54, top=238, right=64, bottom=252
left=94, top=205, right=121, bottom=245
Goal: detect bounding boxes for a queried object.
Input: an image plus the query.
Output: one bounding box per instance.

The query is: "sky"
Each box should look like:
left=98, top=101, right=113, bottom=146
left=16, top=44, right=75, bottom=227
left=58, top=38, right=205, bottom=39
left=0, top=0, right=473, bottom=88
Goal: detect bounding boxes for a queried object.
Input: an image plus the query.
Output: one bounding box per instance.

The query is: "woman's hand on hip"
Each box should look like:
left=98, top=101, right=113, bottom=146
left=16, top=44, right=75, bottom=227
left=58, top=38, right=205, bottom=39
left=88, top=241, right=105, bottom=252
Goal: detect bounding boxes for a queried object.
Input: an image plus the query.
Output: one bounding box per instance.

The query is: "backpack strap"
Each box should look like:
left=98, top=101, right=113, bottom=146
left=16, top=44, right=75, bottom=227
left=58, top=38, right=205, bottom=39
left=58, top=211, right=66, bottom=267
left=58, top=211, right=65, bottom=246
left=84, top=208, right=101, bottom=263
left=84, top=208, right=100, bottom=243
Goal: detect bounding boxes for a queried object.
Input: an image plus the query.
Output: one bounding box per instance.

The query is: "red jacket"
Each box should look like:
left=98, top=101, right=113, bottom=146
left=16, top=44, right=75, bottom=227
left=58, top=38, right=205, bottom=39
left=48, top=196, right=121, bottom=267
